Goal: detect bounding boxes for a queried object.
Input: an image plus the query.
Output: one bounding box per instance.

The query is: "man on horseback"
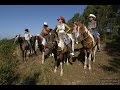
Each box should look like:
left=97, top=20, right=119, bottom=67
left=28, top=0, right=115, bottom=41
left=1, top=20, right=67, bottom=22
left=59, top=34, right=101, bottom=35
left=40, top=22, right=52, bottom=46
left=55, top=16, right=74, bottom=56
left=88, top=14, right=100, bottom=51
left=24, top=29, right=32, bottom=49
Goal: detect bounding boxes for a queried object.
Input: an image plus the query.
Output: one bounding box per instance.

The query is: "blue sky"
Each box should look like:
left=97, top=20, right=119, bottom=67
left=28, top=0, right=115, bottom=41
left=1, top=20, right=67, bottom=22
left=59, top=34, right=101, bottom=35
left=0, top=5, right=87, bottom=39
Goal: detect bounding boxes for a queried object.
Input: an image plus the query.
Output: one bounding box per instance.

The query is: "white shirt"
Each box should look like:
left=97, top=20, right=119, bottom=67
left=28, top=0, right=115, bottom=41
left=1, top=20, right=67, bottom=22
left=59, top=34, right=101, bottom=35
left=57, top=23, right=65, bottom=33
left=24, top=32, right=31, bottom=41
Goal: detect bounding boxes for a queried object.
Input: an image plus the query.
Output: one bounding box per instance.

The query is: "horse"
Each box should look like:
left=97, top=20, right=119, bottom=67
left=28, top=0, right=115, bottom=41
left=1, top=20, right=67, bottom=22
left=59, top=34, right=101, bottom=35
left=46, top=29, right=72, bottom=76
left=14, top=34, right=37, bottom=62
left=33, top=34, right=47, bottom=64
left=78, top=21, right=98, bottom=70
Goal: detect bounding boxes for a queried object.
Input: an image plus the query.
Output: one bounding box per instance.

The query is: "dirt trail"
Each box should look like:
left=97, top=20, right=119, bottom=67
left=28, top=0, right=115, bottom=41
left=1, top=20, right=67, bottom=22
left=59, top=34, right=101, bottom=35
left=14, top=43, right=120, bottom=85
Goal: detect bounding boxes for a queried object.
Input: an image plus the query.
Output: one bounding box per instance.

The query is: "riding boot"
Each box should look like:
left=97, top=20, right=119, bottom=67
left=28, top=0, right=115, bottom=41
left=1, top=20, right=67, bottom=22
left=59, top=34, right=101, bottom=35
left=97, top=36, right=100, bottom=52
left=67, top=43, right=74, bottom=56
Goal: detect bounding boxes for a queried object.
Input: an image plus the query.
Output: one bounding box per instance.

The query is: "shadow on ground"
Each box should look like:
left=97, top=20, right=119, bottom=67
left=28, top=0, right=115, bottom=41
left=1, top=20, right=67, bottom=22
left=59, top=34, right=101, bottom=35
left=101, top=38, right=120, bottom=73
left=20, top=72, right=40, bottom=85
left=72, top=48, right=85, bottom=65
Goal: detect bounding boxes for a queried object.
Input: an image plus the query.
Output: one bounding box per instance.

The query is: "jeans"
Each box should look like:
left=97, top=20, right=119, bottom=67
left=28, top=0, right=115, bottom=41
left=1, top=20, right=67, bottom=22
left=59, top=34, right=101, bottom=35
left=91, top=29, right=100, bottom=38
left=58, top=33, right=73, bottom=52
left=73, top=32, right=79, bottom=42
left=27, top=40, right=32, bottom=48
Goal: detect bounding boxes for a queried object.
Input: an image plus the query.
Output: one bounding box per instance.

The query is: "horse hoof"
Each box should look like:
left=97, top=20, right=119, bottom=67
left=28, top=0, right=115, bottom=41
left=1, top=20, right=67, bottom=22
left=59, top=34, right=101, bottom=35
left=67, top=63, right=69, bottom=65
left=84, top=66, right=87, bottom=69
left=60, top=72, right=63, bottom=76
left=54, top=69, right=57, bottom=73
left=89, top=67, right=91, bottom=70
left=93, top=60, right=95, bottom=62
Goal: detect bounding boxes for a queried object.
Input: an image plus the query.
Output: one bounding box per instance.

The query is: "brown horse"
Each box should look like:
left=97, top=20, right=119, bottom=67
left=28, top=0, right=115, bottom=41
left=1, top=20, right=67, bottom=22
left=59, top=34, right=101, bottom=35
left=33, top=34, right=46, bottom=64
left=14, top=34, right=37, bottom=62
left=78, top=22, right=98, bottom=70
left=46, top=29, right=71, bottom=76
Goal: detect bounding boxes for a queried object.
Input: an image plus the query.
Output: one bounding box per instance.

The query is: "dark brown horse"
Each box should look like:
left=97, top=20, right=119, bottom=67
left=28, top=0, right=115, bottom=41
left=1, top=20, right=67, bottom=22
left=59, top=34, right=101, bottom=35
left=14, top=35, right=37, bottom=62
left=78, top=22, right=98, bottom=70
left=46, top=30, right=71, bottom=76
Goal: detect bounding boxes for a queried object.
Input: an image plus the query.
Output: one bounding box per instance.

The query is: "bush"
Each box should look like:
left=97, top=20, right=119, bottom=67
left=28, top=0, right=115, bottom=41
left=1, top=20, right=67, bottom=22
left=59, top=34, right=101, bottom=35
left=0, top=39, right=18, bottom=85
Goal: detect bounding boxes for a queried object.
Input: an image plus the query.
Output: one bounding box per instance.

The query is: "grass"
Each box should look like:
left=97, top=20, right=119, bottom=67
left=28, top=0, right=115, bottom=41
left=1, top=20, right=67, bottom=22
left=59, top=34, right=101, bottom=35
left=0, top=36, right=120, bottom=85
left=0, top=39, right=18, bottom=85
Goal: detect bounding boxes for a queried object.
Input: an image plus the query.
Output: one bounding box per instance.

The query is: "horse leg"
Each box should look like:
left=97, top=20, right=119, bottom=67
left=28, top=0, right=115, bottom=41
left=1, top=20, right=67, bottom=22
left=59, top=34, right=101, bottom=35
left=93, top=45, right=97, bottom=62
left=29, top=49, right=31, bottom=57
left=72, top=38, right=74, bottom=52
left=42, top=52, right=45, bottom=64
left=84, top=50, right=87, bottom=69
left=34, top=50, right=37, bottom=56
left=24, top=50, right=27, bottom=62
left=60, top=53, right=64, bottom=76
left=97, top=37, right=101, bottom=51
left=66, top=52, right=70, bottom=65
left=54, top=50, right=58, bottom=73
left=22, top=50, right=24, bottom=62
left=33, top=46, right=37, bottom=56
left=88, top=51, right=92, bottom=70
left=66, top=58, right=69, bottom=65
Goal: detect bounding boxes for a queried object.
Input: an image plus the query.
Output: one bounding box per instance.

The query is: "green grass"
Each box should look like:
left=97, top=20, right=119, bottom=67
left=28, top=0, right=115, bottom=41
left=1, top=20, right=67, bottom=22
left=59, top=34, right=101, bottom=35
left=0, top=38, right=62, bottom=85
left=0, top=39, right=18, bottom=85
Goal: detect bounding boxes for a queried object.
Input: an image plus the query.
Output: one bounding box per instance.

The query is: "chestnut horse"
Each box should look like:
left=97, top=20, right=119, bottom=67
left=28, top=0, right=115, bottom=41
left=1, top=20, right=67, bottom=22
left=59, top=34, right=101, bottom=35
left=78, top=22, right=98, bottom=70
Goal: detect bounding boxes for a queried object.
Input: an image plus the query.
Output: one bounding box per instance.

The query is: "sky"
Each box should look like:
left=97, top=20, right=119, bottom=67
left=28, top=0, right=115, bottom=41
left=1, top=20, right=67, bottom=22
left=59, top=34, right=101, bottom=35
left=0, top=5, right=87, bottom=39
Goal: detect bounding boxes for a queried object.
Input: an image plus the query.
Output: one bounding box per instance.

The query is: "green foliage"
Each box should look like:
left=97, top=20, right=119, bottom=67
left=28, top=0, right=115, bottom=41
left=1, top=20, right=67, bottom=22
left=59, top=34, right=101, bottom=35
left=67, top=13, right=85, bottom=33
left=0, top=39, right=17, bottom=85
left=67, top=5, right=120, bottom=41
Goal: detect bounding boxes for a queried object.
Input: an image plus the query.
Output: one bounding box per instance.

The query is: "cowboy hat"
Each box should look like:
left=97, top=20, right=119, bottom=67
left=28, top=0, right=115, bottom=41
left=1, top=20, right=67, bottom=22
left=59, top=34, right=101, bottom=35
left=88, top=14, right=96, bottom=19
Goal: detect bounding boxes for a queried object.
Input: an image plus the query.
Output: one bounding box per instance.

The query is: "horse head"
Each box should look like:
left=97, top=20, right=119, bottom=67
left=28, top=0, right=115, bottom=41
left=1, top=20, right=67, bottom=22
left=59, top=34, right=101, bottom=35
left=14, top=34, right=24, bottom=44
left=46, top=29, right=58, bottom=49
left=33, top=34, right=43, bottom=50
left=78, top=21, right=89, bottom=41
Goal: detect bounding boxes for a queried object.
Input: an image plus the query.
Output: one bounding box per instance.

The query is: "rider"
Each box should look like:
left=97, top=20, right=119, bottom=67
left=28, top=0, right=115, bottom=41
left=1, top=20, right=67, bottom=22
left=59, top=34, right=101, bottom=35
left=88, top=14, right=100, bottom=38
left=40, top=22, right=51, bottom=46
left=88, top=14, right=100, bottom=51
left=24, top=29, right=32, bottom=48
left=73, top=21, right=80, bottom=44
left=56, top=16, right=74, bottom=56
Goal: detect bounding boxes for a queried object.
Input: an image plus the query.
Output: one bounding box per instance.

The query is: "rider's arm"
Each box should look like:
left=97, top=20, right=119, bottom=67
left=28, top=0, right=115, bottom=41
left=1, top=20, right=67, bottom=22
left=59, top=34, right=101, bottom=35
left=64, top=24, right=70, bottom=33
left=55, top=25, right=59, bottom=33
left=88, top=22, right=91, bottom=30
left=93, top=21, right=96, bottom=29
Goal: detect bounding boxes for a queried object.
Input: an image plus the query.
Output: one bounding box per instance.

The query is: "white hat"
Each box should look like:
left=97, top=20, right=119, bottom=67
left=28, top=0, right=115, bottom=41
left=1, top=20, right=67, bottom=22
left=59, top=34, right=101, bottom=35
left=89, top=14, right=96, bottom=18
left=43, top=22, right=48, bottom=25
